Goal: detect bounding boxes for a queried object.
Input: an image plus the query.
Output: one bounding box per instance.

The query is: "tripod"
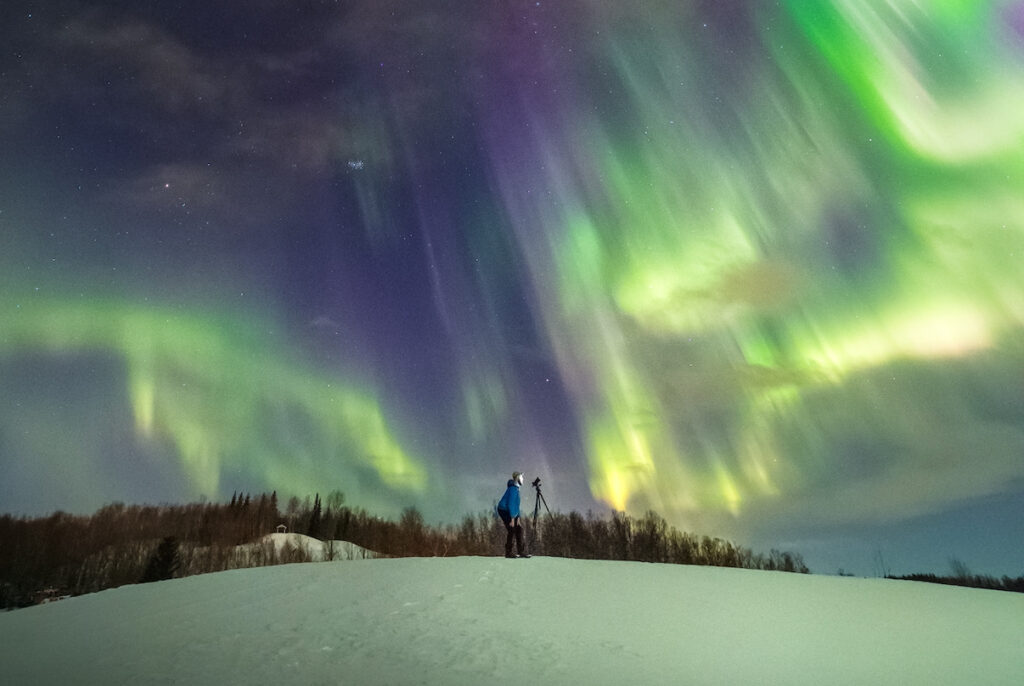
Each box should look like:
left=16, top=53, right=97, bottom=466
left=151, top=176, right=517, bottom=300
left=531, top=478, right=552, bottom=531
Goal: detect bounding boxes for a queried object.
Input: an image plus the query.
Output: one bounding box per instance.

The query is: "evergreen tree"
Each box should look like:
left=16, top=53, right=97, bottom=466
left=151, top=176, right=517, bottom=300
left=268, top=490, right=280, bottom=533
left=140, top=536, right=181, bottom=583
left=307, top=494, right=323, bottom=540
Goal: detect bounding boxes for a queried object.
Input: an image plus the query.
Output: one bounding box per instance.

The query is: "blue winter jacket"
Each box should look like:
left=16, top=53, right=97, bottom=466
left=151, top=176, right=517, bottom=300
left=496, top=480, right=521, bottom=519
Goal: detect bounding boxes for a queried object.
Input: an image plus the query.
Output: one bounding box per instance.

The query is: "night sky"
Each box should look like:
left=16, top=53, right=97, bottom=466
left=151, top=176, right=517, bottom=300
left=2, top=1, right=1023, bottom=577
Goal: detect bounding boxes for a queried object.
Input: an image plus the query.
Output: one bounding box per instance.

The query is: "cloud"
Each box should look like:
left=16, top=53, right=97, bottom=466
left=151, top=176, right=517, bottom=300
left=31, top=8, right=374, bottom=228
left=742, top=353, right=1024, bottom=528
left=714, top=260, right=802, bottom=310
left=58, top=13, right=247, bottom=116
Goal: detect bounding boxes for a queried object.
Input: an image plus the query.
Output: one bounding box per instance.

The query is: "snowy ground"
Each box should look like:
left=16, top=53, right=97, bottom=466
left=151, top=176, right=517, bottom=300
left=1, top=556, right=1021, bottom=685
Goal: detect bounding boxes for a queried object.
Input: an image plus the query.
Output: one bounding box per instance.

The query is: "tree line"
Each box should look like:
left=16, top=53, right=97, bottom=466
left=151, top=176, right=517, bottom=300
left=889, top=573, right=1024, bottom=593
left=0, top=493, right=284, bottom=608
left=0, top=491, right=814, bottom=608
left=889, top=556, right=1024, bottom=596
left=535, top=509, right=809, bottom=572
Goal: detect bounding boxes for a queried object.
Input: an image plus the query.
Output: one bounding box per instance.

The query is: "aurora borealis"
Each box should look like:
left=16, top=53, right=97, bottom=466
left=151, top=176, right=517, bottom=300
left=2, top=1, right=1023, bottom=575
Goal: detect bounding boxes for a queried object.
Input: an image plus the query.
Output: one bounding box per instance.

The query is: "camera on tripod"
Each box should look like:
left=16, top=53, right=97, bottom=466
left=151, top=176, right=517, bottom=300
left=529, top=476, right=551, bottom=532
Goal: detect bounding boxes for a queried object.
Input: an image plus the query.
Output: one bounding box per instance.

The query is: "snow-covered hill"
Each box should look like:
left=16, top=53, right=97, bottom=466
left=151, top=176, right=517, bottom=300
left=251, top=532, right=375, bottom=562
left=1, top=556, right=1021, bottom=685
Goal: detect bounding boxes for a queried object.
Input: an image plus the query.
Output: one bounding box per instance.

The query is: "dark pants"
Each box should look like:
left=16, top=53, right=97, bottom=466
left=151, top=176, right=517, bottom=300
left=499, top=513, right=526, bottom=557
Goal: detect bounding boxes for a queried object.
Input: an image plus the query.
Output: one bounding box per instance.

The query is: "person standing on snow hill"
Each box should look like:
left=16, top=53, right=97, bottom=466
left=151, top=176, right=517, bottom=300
left=496, top=472, right=530, bottom=558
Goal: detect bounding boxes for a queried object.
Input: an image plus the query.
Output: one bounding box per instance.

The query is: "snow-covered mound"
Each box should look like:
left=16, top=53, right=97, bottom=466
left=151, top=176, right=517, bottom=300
left=253, top=532, right=375, bottom=561
left=1, top=557, right=1021, bottom=685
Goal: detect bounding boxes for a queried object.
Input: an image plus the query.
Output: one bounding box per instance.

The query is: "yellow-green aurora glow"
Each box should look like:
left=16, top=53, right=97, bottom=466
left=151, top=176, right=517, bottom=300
left=1, top=1, right=1023, bottom=571
left=0, top=296, right=426, bottom=509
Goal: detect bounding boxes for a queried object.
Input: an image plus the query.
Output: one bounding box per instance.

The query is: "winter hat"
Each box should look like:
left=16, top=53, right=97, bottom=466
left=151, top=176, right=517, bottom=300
left=512, top=471, right=523, bottom=485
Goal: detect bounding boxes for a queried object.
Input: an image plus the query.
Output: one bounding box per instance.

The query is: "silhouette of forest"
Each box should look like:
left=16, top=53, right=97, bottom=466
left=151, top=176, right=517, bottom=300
left=889, top=572, right=1024, bottom=594
left=11, top=490, right=1013, bottom=608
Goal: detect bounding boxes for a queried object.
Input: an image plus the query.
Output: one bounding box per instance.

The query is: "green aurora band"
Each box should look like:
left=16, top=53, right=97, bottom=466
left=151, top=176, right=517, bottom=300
left=481, top=1, right=1024, bottom=530
left=0, top=296, right=426, bottom=507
